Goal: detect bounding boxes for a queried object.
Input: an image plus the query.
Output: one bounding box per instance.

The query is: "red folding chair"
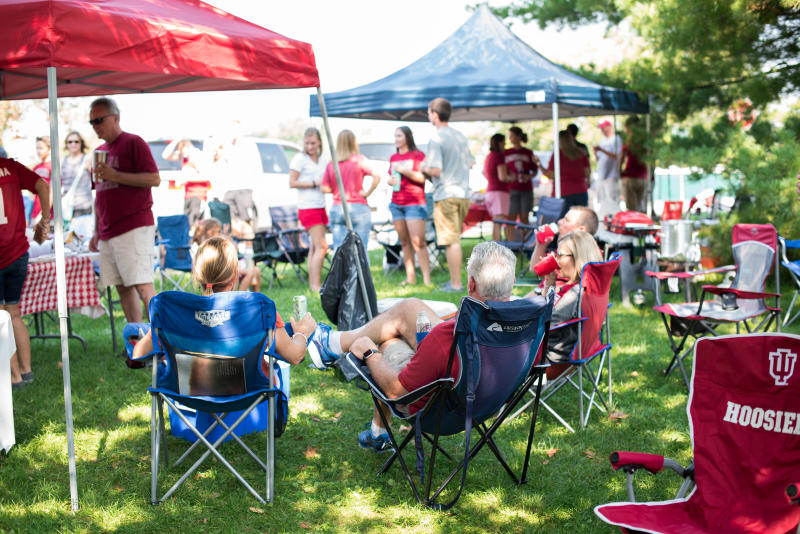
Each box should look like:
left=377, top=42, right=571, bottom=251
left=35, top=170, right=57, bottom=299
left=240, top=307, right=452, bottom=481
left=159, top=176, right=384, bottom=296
left=511, top=253, right=621, bottom=432
left=595, top=333, right=800, bottom=533
left=648, top=223, right=781, bottom=389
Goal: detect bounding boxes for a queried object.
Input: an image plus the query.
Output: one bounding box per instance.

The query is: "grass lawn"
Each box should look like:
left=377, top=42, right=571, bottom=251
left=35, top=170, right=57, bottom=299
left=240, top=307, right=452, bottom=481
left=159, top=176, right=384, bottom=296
left=2, top=239, right=794, bottom=533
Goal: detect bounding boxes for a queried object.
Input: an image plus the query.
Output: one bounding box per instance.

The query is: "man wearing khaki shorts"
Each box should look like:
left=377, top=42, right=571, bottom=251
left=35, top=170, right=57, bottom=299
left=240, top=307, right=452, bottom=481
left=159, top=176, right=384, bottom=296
left=88, top=97, right=161, bottom=323
left=421, top=98, right=472, bottom=292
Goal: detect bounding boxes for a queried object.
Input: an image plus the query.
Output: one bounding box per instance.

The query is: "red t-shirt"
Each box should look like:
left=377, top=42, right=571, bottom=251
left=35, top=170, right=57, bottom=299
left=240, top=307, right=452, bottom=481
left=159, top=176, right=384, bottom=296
left=0, top=158, right=42, bottom=269
left=622, top=145, right=648, bottom=179
left=483, top=150, right=510, bottom=192
left=389, top=150, right=426, bottom=206
left=322, top=154, right=371, bottom=205
left=504, top=147, right=537, bottom=192
left=185, top=180, right=212, bottom=200
left=31, top=161, right=51, bottom=219
left=548, top=150, right=589, bottom=197
left=398, top=319, right=460, bottom=414
left=95, top=132, right=159, bottom=240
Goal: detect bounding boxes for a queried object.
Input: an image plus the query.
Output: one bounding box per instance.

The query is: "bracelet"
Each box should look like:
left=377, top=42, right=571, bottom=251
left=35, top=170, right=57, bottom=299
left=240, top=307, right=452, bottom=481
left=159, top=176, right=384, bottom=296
left=292, top=332, right=309, bottom=346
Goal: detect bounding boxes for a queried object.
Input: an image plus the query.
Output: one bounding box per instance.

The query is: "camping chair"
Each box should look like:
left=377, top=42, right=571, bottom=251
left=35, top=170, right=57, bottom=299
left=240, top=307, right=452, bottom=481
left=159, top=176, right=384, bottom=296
left=156, top=215, right=193, bottom=292
left=266, top=205, right=309, bottom=283
left=129, top=291, right=288, bottom=504
left=424, top=194, right=446, bottom=271
left=779, top=236, right=800, bottom=327
left=497, top=196, right=566, bottom=279
left=372, top=219, right=404, bottom=275
left=344, top=294, right=554, bottom=510
left=647, top=223, right=781, bottom=389
left=208, top=199, right=232, bottom=235
left=595, top=333, right=800, bottom=533
left=511, top=253, right=621, bottom=432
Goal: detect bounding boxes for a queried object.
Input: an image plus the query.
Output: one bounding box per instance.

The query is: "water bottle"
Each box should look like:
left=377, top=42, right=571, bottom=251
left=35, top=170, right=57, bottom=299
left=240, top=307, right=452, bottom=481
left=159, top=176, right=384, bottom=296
left=416, top=310, right=431, bottom=345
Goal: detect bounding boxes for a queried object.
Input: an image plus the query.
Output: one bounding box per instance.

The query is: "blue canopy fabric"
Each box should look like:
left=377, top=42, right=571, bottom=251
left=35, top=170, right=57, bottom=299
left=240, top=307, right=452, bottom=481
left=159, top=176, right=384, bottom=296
left=309, top=5, right=647, bottom=122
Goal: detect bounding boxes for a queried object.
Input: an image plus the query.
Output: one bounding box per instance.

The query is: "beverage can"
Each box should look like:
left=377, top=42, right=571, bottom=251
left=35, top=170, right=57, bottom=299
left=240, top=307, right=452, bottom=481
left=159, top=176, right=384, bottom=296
left=415, top=310, right=431, bottom=345
left=93, top=150, right=108, bottom=182
left=293, top=295, right=307, bottom=320
left=391, top=170, right=402, bottom=192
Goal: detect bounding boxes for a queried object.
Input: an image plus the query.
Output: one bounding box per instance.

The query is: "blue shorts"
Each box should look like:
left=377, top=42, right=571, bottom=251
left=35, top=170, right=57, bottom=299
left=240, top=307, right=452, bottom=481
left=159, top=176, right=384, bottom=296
left=0, top=252, right=29, bottom=305
left=389, top=203, right=427, bottom=221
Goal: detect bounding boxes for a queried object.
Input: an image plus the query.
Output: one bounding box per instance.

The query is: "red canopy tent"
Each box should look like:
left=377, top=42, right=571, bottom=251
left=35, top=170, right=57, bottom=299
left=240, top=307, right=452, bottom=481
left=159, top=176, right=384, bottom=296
left=0, top=0, right=368, bottom=511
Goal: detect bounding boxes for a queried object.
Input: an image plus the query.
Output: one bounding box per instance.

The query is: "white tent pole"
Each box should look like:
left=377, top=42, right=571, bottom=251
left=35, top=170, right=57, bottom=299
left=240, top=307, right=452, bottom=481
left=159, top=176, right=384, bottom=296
left=316, top=87, right=373, bottom=321
left=646, top=94, right=654, bottom=217
left=552, top=103, right=561, bottom=198
left=47, top=67, right=79, bottom=513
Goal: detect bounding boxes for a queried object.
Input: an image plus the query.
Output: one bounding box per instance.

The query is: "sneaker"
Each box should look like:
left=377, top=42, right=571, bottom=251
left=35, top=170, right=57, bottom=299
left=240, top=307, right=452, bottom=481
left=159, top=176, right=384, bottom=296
left=308, top=339, right=340, bottom=370
left=21, top=371, right=34, bottom=383
left=311, top=322, right=333, bottom=345
left=11, top=381, right=27, bottom=391
left=439, top=282, right=463, bottom=293
left=358, top=426, right=392, bottom=453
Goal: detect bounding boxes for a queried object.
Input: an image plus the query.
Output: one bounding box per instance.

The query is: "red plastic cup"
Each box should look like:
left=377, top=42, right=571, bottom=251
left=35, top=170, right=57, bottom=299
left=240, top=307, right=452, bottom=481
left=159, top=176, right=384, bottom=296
left=533, top=253, right=559, bottom=277
left=536, top=223, right=558, bottom=243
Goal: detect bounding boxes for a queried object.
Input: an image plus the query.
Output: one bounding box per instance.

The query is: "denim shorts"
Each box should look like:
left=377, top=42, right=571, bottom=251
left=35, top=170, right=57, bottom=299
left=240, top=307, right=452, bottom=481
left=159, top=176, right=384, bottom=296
left=0, top=251, right=29, bottom=305
left=389, top=202, right=427, bottom=221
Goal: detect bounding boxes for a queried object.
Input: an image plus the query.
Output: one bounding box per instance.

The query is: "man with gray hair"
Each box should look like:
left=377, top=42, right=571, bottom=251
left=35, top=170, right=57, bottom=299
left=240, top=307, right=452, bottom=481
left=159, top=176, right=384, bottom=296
left=88, top=97, right=160, bottom=326
left=309, top=241, right=517, bottom=451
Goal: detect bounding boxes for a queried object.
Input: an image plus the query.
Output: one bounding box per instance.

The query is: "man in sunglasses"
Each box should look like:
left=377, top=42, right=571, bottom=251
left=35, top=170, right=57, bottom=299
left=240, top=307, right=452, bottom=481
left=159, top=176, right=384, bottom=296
left=88, top=97, right=160, bottom=327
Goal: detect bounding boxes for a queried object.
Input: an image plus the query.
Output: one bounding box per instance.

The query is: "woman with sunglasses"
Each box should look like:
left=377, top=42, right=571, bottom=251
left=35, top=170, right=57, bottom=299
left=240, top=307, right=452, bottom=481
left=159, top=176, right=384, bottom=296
left=60, top=131, right=93, bottom=218
left=528, top=230, right=601, bottom=363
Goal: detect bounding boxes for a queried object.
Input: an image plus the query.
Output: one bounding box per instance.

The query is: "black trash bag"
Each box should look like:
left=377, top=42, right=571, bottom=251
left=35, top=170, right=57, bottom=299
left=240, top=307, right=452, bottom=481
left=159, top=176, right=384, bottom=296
left=320, top=230, right=378, bottom=330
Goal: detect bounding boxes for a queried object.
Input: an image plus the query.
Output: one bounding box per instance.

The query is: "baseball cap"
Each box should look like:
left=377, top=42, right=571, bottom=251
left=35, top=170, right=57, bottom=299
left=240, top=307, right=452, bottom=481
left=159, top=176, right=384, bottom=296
left=598, top=120, right=612, bottom=128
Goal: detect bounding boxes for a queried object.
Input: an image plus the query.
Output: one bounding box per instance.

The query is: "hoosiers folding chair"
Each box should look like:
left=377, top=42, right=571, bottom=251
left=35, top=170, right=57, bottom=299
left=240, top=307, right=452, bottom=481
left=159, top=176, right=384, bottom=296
left=595, top=333, right=800, bottom=533
left=131, top=291, right=288, bottom=504
left=779, top=236, right=800, bottom=327
left=511, top=253, right=621, bottom=432
left=156, top=215, right=193, bottom=292
left=648, top=223, right=781, bottom=389
left=345, top=294, right=553, bottom=510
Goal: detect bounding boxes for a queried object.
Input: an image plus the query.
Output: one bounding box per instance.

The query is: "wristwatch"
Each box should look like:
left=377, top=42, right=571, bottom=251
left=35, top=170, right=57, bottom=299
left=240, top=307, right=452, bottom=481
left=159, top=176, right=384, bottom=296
left=362, top=348, right=381, bottom=362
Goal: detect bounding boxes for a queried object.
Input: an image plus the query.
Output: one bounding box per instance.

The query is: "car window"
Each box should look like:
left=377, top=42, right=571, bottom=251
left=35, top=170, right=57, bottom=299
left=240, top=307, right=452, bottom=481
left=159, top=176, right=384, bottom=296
left=148, top=141, right=183, bottom=171
left=256, top=142, right=289, bottom=174
left=282, top=145, right=300, bottom=164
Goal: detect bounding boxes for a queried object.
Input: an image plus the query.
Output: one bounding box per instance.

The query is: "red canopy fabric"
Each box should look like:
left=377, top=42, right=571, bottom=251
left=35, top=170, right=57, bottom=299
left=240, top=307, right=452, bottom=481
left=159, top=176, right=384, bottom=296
left=0, top=0, right=319, bottom=100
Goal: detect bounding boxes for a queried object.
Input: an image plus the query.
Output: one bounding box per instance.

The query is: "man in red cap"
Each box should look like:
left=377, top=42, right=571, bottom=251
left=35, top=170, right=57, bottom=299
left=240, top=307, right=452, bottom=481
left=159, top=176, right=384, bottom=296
left=593, top=120, right=622, bottom=217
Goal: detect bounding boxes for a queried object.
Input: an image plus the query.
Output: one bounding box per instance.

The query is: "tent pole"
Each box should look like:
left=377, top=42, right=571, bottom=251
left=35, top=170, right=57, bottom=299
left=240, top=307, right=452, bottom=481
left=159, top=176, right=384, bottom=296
left=552, top=103, right=561, bottom=198
left=316, top=87, right=373, bottom=321
left=47, top=67, right=79, bottom=513
left=646, top=94, right=654, bottom=217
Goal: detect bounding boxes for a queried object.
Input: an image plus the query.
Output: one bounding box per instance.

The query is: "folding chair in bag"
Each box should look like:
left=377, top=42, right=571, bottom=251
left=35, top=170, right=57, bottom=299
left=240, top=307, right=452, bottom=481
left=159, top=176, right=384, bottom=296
left=648, top=223, right=781, bottom=389
left=779, top=236, right=800, bottom=327
left=345, top=294, right=553, bottom=510
left=156, top=215, right=193, bottom=292
left=130, top=291, right=288, bottom=504
left=497, top=196, right=566, bottom=279
left=595, top=333, right=800, bottom=533
left=510, top=253, right=621, bottom=432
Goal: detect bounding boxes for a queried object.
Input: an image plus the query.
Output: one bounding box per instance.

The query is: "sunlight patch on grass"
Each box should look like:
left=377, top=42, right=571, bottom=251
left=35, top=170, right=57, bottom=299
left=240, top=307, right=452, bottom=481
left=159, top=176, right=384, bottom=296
left=117, top=403, right=150, bottom=423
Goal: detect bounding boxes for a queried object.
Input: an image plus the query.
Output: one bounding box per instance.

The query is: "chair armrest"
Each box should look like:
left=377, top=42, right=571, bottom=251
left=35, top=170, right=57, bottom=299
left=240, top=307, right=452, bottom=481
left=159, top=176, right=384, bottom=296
left=610, top=451, right=665, bottom=474
left=701, top=286, right=780, bottom=299
left=494, top=220, right=537, bottom=231
left=550, top=316, right=587, bottom=331
left=646, top=264, right=736, bottom=280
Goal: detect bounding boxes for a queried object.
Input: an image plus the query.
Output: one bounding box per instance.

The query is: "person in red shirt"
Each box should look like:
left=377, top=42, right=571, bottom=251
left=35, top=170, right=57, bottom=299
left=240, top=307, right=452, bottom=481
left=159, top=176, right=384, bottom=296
left=542, top=130, right=590, bottom=212
left=483, top=133, right=511, bottom=241
left=504, top=126, right=537, bottom=240
left=387, top=126, right=430, bottom=286
left=88, top=97, right=161, bottom=325
left=309, top=241, right=517, bottom=451
left=321, top=130, right=380, bottom=255
left=0, top=158, right=50, bottom=389
left=30, top=135, right=52, bottom=222
left=620, top=116, right=649, bottom=213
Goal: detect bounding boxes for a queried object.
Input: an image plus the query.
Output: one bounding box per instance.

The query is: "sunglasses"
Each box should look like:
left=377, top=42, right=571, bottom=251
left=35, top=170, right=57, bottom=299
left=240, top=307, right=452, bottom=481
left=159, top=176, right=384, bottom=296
left=66, top=140, right=80, bottom=144
left=555, top=251, right=573, bottom=258
left=89, top=114, right=113, bottom=126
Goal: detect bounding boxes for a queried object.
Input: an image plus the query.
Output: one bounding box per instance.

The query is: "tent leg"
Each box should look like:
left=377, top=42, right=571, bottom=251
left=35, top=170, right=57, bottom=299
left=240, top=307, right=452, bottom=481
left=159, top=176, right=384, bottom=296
left=316, top=87, right=373, bottom=321
left=552, top=103, right=561, bottom=198
left=48, top=66, right=79, bottom=513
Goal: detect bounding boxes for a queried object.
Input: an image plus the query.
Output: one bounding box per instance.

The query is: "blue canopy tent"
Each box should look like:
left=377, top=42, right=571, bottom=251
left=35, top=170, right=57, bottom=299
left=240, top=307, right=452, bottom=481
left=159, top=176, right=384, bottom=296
left=309, top=5, right=648, bottom=196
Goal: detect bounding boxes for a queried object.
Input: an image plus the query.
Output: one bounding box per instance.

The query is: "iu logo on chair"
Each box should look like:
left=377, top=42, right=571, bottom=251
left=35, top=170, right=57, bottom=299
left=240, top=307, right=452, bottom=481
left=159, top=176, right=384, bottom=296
left=194, top=310, right=231, bottom=328
left=769, top=348, right=797, bottom=387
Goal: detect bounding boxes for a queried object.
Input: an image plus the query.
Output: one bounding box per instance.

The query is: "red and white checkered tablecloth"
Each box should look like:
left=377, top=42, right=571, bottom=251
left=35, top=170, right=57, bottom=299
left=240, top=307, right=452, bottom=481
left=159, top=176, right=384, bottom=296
left=19, top=255, right=101, bottom=316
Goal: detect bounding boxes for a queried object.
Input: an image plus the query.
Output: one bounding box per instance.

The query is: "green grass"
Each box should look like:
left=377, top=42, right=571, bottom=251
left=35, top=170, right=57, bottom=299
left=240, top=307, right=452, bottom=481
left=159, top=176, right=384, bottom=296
left=2, top=241, right=795, bottom=533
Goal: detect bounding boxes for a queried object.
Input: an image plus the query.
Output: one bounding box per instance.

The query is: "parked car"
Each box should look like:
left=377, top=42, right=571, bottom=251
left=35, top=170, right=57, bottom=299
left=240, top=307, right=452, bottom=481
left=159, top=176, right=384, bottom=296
left=147, top=137, right=302, bottom=230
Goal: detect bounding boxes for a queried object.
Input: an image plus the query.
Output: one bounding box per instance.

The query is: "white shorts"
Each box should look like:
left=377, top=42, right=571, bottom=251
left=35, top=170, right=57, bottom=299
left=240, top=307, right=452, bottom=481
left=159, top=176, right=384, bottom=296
left=99, top=225, right=156, bottom=288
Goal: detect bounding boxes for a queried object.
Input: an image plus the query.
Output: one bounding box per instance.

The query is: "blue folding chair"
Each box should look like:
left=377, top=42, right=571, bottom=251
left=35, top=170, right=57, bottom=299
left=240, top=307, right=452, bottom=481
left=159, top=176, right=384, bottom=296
left=130, top=291, right=287, bottom=504
left=345, top=294, right=553, bottom=510
left=780, top=236, right=800, bottom=327
left=156, top=215, right=193, bottom=292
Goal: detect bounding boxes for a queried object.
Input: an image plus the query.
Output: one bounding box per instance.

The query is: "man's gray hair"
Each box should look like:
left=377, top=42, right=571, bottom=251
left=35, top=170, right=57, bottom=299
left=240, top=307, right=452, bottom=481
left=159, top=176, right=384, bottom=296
left=466, top=241, right=517, bottom=300
left=90, top=97, right=120, bottom=117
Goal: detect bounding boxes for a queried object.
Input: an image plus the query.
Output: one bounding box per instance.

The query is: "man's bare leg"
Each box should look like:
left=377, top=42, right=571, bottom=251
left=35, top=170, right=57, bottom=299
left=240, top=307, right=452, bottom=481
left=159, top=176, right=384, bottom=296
left=117, top=285, right=142, bottom=323
left=135, top=283, right=156, bottom=319
left=446, top=242, right=463, bottom=289
left=338, top=298, right=442, bottom=353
